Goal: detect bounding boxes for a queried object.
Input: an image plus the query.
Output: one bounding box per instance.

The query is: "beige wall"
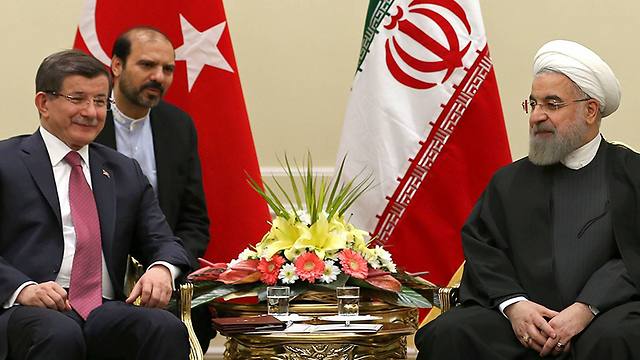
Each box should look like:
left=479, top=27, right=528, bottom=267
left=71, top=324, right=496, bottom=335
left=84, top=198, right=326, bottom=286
left=1, top=0, right=638, bottom=167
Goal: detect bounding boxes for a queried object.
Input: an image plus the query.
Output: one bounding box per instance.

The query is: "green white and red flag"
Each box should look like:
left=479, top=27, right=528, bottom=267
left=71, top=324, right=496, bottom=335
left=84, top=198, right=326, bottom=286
left=73, top=0, right=270, bottom=263
left=337, top=0, right=512, bottom=313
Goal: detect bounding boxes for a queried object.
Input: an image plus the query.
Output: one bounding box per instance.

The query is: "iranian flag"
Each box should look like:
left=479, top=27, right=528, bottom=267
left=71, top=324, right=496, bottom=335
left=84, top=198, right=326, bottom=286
left=337, top=0, right=511, bottom=316
left=73, top=0, right=270, bottom=263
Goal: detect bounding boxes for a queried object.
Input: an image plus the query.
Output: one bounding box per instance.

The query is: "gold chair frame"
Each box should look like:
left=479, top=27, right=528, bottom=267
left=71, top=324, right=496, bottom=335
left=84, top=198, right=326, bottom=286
left=126, top=256, right=203, bottom=360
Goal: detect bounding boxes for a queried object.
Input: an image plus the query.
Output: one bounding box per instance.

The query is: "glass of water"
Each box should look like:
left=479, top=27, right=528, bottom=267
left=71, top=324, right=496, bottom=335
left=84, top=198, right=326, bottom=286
left=267, top=286, right=290, bottom=316
left=336, top=286, right=359, bottom=316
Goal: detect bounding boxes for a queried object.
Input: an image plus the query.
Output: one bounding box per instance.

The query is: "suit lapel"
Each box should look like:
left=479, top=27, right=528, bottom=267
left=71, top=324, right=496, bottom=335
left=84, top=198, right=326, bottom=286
left=95, top=111, right=117, bottom=149
left=20, top=131, right=62, bottom=227
left=150, top=106, right=169, bottom=207
left=89, top=146, right=116, bottom=266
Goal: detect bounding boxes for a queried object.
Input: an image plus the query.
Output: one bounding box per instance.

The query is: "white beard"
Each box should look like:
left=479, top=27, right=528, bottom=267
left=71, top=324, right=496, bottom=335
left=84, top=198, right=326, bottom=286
left=528, top=118, right=588, bottom=166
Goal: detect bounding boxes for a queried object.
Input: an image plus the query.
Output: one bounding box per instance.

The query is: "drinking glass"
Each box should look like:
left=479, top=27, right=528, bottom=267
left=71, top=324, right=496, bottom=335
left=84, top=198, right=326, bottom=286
left=266, top=286, right=290, bottom=316
left=336, top=286, right=359, bottom=316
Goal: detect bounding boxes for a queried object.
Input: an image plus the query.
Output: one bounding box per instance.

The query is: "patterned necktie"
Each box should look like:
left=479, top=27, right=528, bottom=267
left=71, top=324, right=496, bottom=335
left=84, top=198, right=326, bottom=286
left=64, top=151, right=102, bottom=319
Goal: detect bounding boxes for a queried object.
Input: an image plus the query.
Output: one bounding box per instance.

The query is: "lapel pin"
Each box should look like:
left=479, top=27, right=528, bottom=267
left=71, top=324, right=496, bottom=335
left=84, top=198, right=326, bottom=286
left=102, top=169, right=110, bottom=179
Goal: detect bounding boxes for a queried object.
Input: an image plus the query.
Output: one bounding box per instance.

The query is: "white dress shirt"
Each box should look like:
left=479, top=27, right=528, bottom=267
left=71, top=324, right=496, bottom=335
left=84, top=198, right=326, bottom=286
left=111, top=103, right=158, bottom=193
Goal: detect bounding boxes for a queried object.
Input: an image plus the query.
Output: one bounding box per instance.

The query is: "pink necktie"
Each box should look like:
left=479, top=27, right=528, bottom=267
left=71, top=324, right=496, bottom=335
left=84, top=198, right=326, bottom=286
left=64, top=151, right=102, bottom=319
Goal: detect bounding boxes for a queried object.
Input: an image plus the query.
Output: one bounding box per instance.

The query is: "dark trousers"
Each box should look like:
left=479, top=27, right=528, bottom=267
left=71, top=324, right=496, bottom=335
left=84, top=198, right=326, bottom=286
left=6, top=301, right=189, bottom=360
left=415, top=301, right=640, bottom=360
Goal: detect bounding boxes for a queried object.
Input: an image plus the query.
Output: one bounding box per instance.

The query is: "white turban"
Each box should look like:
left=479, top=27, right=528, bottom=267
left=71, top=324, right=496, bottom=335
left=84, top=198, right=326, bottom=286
left=533, top=40, right=621, bottom=118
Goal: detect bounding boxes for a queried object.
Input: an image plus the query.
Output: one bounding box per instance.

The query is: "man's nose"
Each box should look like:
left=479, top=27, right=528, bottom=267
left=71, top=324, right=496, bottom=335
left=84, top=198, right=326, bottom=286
left=149, top=66, right=165, bottom=82
left=529, top=105, right=548, bottom=126
left=80, top=100, right=99, bottom=118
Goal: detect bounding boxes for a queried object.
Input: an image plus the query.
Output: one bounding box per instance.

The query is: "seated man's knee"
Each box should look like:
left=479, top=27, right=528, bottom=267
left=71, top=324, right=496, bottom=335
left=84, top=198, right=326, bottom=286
left=144, top=308, right=188, bottom=338
left=416, top=309, right=469, bottom=349
left=583, top=322, right=632, bottom=351
left=43, top=317, right=85, bottom=353
left=416, top=305, right=511, bottom=360
left=575, top=302, right=640, bottom=358
left=8, top=308, right=85, bottom=358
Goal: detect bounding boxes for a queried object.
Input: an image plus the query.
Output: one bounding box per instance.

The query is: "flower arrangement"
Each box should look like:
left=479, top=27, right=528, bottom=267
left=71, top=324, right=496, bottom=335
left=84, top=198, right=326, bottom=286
left=188, top=154, right=432, bottom=309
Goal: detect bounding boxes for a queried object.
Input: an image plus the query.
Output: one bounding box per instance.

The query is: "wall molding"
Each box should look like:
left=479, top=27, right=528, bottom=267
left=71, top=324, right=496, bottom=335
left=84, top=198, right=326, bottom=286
left=260, top=166, right=335, bottom=178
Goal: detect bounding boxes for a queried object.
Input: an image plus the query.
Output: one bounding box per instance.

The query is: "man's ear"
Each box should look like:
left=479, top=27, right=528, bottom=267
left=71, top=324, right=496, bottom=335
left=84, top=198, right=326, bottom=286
left=34, top=92, right=49, bottom=118
left=111, top=56, right=123, bottom=77
left=584, top=99, right=600, bottom=125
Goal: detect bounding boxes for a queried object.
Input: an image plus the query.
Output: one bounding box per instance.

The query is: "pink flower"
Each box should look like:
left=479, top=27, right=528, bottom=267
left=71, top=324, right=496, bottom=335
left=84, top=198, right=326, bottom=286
left=294, top=252, right=325, bottom=283
left=257, top=255, right=286, bottom=285
left=338, top=249, right=368, bottom=279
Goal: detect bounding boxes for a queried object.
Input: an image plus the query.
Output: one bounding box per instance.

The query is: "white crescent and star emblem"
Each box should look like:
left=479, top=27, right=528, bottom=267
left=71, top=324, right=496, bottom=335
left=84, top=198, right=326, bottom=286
left=78, top=0, right=111, bottom=65
left=175, top=14, right=234, bottom=91
left=77, top=1, right=234, bottom=92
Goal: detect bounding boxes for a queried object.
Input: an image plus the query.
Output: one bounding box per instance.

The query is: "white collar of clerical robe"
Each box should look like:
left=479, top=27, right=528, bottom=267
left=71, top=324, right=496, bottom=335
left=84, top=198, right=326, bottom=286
left=561, top=133, right=602, bottom=170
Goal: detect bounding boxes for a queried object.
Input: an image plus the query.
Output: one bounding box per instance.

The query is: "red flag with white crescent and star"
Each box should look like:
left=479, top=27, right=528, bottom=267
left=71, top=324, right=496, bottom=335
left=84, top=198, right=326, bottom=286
left=73, top=0, right=270, bottom=263
left=337, top=0, right=512, bottom=321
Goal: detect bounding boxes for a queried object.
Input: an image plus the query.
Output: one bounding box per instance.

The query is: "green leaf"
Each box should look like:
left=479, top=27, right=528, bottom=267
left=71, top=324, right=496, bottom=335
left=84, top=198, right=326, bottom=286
left=272, top=174, right=299, bottom=215
left=247, top=175, right=288, bottom=219
left=280, top=154, right=303, bottom=212
left=191, top=284, right=241, bottom=308
left=263, top=181, right=289, bottom=216
left=326, top=156, right=347, bottom=220
left=396, top=286, right=432, bottom=308
left=191, top=282, right=266, bottom=308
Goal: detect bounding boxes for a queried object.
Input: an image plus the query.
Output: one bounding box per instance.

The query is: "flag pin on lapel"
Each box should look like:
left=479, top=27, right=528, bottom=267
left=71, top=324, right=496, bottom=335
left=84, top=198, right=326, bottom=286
left=102, top=169, right=110, bottom=179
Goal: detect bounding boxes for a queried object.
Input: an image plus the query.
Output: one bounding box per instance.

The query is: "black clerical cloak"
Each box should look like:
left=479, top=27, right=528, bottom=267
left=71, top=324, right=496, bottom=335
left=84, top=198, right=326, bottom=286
left=459, top=140, right=640, bottom=312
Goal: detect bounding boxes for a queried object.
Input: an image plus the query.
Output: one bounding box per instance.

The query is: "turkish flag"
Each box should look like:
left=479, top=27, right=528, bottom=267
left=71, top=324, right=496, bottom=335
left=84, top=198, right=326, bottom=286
left=73, top=0, right=270, bottom=263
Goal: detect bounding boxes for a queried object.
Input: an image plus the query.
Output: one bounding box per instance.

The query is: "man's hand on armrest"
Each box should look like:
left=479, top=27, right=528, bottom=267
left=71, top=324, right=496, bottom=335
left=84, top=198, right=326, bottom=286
left=126, top=265, right=173, bottom=308
left=16, top=281, right=71, bottom=312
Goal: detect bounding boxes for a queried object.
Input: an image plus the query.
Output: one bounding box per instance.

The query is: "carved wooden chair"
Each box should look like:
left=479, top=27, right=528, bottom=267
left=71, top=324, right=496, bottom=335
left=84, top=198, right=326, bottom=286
left=125, top=256, right=204, bottom=360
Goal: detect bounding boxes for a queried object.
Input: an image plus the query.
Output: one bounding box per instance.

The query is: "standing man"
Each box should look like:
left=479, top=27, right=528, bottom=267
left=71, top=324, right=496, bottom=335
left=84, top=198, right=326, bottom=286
left=0, top=50, right=191, bottom=360
left=416, top=40, right=640, bottom=359
left=93, top=26, right=213, bottom=351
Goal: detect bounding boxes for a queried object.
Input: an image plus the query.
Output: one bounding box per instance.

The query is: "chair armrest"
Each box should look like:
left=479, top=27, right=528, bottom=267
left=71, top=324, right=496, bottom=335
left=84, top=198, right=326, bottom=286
left=437, top=285, right=460, bottom=313
left=126, top=256, right=204, bottom=360
left=178, top=282, right=204, bottom=360
left=124, top=255, right=145, bottom=302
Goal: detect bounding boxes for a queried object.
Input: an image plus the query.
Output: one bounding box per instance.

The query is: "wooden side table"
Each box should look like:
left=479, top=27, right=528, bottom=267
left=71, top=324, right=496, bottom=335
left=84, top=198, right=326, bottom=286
left=224, top=322, right=413, bottom=359
left=211, top=301, right=419, bottom=359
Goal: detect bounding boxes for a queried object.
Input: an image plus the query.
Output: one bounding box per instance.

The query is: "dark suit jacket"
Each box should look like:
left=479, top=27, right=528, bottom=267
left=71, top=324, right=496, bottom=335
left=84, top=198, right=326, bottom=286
left=95, top=101, right=209, bottom=269
left=0, top=131, right=191, bottom=359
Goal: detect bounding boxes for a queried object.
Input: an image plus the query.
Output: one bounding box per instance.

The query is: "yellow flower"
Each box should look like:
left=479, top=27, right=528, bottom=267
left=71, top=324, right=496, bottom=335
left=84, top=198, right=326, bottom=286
left=291, top=214, right=347, bottom=260
left=255, top=216, right=302, bottom=259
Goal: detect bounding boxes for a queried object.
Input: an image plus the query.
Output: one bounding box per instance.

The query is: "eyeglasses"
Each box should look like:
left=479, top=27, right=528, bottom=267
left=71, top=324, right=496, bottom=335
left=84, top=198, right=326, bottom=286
left=45, top=91, right=112, bottom=109
left=522, top=97, right=591, bottom=115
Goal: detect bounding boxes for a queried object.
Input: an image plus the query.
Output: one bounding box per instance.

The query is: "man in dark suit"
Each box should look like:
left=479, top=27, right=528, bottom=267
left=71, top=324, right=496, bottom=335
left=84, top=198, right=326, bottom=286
left=0, top=50, right=191, bottom=360
left=93, top=27, right=213, bottom=352
left=416, top=40, right=640, bottom=360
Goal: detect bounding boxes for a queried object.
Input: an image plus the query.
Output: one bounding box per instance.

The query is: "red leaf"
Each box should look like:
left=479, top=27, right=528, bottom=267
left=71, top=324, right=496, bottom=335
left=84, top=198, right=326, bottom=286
left=364, top=272, right=402, bottom=293
left=187, top=262, right=229, bottom=281
left=218, top=259, right=261, bottom=284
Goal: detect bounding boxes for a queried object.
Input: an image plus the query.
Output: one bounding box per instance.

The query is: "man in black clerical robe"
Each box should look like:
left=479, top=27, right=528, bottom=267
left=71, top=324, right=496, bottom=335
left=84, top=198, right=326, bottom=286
left=416, top=40, right=640, bottom=359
